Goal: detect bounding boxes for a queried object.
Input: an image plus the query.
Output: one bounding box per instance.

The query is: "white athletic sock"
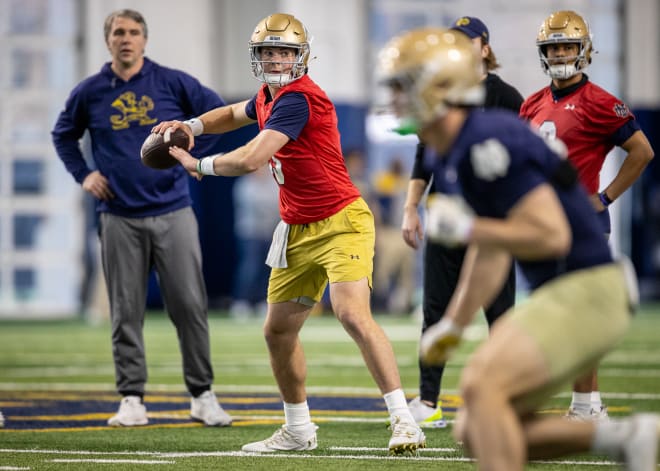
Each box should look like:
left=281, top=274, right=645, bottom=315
left=591, top=419, right=631, bottom=459
left=283, top=401, right=312, bottom=429
left=591, top=391, right=603, bottom=410
left=571, top=392, right=592, bottom=413
left=384, top=388, right=415, bottom=423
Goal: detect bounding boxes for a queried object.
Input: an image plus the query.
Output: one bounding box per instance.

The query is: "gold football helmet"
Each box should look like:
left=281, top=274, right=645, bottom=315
left=249, top=13, right=311, bottom=86
left=537, top=10, right=592, bottom=80
left=378, top=28, right=484, bottom=132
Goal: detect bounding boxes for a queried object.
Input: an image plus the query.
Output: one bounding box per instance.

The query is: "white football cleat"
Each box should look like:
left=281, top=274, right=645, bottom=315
left=107, top=396, right=148, bottom=427
left=388, top=416, right=426, bottom=455
left=242, top=424, right=318, bottom=453
left=190, top=390, right=232, bottom=426
left=565, top=405, right=609, bottom=421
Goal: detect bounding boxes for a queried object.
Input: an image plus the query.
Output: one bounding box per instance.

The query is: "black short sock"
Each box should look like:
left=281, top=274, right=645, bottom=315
left=190, top=386, right=211, bottom=398
left=120, top=391, right=144, bottom=402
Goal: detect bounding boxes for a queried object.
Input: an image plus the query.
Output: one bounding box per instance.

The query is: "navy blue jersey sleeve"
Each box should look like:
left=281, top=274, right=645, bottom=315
left=265, top=92, right=309, bottom=141
left=612, top=119, right=641, bottom=147
left=245, top=95, right=258, bottom=120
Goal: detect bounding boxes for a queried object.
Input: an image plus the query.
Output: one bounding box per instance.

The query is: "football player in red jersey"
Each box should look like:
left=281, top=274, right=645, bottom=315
left=520, top=10, right=654, bottom=420
left=153, top=13, right=425, bottom=455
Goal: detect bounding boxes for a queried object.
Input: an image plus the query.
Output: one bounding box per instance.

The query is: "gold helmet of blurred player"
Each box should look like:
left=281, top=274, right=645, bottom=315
left=378, top=28, right=484, bottom=133
left=249, top=13, right=311, bottom=87
left=537, top=10, right=593, bottom=80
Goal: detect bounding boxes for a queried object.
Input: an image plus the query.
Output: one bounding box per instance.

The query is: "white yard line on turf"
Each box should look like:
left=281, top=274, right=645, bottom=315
left=0, top=448, right=628, bottom=466
left=51, top=459, right=173, bottom=465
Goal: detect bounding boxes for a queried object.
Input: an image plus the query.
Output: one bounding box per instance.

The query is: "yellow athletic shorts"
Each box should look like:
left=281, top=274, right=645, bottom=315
left=267, top=197, right=375, bottom=305
left=508, top=262, right=631, bottom=412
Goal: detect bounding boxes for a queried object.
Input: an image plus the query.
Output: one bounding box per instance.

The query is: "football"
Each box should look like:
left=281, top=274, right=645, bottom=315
left=140, top=128, right=190, bottom=169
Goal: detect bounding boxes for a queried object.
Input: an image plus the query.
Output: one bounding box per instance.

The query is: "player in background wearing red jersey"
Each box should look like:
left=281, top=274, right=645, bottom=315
left=520, top=10, right=654, bottom=420
left=153, top=13, right=425, bottom=455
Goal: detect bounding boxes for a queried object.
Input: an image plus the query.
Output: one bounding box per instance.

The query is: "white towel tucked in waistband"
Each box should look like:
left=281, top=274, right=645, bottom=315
left=266, top=220, right=290, bottom=268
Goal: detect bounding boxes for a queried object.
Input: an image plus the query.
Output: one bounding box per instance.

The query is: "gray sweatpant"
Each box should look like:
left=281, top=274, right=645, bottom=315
left=99, top=207, right=213, bottom=396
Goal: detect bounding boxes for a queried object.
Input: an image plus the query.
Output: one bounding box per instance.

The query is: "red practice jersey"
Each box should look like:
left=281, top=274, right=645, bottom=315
left=520, top=80, right=634, bottom=194
left=254, top=75, right=360, bottom=224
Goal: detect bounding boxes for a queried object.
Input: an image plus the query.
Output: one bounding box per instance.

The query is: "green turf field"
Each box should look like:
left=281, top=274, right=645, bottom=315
left=1, top=305, right=660, bottom=470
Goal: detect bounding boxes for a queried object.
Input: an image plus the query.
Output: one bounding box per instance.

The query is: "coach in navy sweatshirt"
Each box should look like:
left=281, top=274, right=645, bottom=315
left=52, top=8, right=231, bottom=428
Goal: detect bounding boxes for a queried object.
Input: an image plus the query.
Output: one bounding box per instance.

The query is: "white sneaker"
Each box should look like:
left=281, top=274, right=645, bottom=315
left=408, top=397, right=446, bottom=428
left=242, top=424, right=318, bottom=452
left=621, top=414, right=660, bottom=471
left=190, top=390, right=232, bottom=426
left=107, top=396, right=148, bottom=426
left=388, top=416, right=426, bottom=455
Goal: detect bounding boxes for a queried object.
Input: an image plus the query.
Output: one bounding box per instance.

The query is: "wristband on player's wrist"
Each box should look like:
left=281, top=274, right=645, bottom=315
left=599, top=191, right=613, bottom=207
left=197, top=155, right=219, bottom=176
left=183, top=118, right=204, bottom=136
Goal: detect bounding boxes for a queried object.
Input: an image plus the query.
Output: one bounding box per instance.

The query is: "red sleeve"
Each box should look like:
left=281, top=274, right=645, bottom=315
left=583, top=84, right=634, bottom=135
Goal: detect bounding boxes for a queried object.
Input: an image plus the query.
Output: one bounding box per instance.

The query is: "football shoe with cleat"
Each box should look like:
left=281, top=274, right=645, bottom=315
left=388, top=416, right=426, bottom=455
left=242, top=423, right=318, bottom=453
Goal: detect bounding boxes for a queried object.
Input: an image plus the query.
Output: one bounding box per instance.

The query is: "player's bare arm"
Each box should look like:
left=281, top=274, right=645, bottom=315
left=197, top=100, right=255, bottom=134
left=470, top=184, right=571, bottom=259
left=169, top=128, right=289, bottom=178
left=151, top=100, right=255, bottom=150
left=420, top=185, right=569, bottom=364
left=401, top=178, right=428, bottom=249
left=209, top=128, right=289, bottom=176
left=419, top=243, right=511, bottom=364
left=596, top=130, right=654, bottom=208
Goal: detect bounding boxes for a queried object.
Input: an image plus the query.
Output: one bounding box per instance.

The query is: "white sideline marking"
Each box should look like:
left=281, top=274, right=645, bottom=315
left=51, top=459, right=173, bottom=465
left=0, top=448, right=627, bottom=466
left=0, top=467, right=30, bottom=470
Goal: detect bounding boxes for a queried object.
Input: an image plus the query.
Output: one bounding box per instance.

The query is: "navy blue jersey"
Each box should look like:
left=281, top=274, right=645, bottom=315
left=245, top=92, right=309, bottom=141
left=52, top=57, right=225, bottom=217
left=427, top=109, right=612, bottom=289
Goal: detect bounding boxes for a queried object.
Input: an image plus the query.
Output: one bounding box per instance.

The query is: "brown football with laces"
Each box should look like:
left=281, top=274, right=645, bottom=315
left=140, top=128, right=189, bottom=169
